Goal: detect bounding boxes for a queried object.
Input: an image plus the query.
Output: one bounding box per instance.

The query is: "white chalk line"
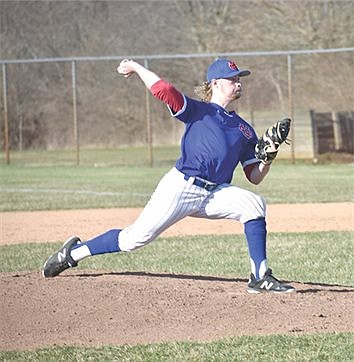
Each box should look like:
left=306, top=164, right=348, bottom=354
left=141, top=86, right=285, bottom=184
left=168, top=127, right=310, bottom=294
left=1, top=187, right=148, bottom=197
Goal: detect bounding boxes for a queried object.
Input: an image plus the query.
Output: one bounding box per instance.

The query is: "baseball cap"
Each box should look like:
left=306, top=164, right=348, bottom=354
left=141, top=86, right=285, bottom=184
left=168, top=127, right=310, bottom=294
left=207, top=59, right=251, bottom=82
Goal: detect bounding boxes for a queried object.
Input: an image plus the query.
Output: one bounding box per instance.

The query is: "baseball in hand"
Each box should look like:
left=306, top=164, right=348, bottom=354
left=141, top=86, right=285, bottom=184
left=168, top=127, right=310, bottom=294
left=117, top=59, right=134, bottom=78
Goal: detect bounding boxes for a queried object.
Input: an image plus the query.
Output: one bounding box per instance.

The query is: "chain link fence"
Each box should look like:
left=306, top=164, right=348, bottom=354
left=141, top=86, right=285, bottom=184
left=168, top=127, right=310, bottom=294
left=1, top=48, right=353, bottom=165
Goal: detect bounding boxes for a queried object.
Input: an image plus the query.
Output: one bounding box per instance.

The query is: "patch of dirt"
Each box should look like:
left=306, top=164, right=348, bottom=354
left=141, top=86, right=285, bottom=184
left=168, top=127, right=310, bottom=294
left=0, top=203, right=353, bottom=351
left=1, top=203, right=353, bottom=245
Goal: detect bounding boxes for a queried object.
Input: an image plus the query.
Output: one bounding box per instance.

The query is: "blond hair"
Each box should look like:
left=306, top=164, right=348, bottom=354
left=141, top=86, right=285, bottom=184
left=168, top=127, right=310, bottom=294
left=194, top=81, right=212, bottom=102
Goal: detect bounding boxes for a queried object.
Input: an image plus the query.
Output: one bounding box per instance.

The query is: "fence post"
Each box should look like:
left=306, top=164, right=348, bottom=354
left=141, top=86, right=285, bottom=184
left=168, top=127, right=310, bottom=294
left=144, top=58, right=153, bottom=167
left=287, top=54, right=295, bottom=163
left=71, top=60, right=80, bottom=166
left=310, top=110, right=319, bottom=162
left=2, top=63, right=10, bottom=164
left=331, top=111, right=343, bottom=151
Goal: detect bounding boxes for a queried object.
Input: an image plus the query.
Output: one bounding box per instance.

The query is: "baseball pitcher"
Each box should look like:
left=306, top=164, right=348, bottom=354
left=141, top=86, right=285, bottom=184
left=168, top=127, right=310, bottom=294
left=43, top=58, right=294, bottom=293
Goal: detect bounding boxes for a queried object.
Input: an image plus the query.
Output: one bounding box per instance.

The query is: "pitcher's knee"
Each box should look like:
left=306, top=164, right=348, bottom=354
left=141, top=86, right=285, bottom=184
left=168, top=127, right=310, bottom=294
left=118, top=227, right=154, bottom=252
left=241, top=193, right=266, bottom=223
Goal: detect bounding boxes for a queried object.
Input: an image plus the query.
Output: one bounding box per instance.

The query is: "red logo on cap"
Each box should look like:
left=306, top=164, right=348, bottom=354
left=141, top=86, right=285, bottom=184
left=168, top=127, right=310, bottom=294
left=228, top=61, right=238, bottom=71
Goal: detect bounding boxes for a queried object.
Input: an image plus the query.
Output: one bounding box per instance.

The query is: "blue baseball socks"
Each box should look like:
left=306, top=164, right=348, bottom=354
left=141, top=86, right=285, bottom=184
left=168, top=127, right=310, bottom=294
left=244, top=218, right=268, bottom=279
left=70, top=229, right=121, bottom=262
left=69, top=220, right=268, bottom=278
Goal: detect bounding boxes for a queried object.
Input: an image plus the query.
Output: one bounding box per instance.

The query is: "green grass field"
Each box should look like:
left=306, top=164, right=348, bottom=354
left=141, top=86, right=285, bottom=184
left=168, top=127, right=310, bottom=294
left=1, top=231, right=354, bottom=285
left=1, top=147, right=353, bottom=211
left=1, top=148, right=353, bottom=360
left=1, top=333, right=353, bottom=362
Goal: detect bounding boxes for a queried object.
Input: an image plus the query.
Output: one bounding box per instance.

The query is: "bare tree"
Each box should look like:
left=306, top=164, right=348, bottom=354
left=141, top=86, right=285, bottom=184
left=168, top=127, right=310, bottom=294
left=0, top=0, right=353, bottom=149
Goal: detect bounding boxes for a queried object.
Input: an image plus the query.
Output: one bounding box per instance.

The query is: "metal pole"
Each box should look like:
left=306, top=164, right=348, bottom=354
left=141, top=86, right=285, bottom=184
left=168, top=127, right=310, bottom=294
left=72, top=61, right=79, bottom=165
left=144, top=59, right=153, bottom=167
left=2, top=63, right=10, bottom=164
left=287, top=54, right=295, bottom=163
left=310, top=110, right=319, bottom=162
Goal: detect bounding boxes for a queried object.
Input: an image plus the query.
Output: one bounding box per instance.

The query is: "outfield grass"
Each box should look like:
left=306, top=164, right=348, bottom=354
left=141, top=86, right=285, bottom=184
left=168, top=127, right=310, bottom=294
left=0, top=146, right=181, bottom=167
left=1, top=149, right=353, bottom=211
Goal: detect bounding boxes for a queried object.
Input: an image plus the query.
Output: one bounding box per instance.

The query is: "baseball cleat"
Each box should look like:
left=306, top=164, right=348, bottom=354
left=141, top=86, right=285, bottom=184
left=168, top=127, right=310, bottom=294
left=247, top=268, right=295, bottom=294
left=42, top=236, right=81, bottom=278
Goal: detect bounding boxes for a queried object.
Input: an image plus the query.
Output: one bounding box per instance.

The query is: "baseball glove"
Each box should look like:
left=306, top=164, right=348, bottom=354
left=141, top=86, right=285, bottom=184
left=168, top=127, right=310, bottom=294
left=255, top=118, right=291, bottom=164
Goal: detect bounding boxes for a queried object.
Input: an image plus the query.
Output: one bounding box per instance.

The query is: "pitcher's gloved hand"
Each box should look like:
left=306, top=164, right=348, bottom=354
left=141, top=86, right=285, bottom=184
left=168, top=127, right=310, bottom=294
left=255, top=118, right=291, bottom=164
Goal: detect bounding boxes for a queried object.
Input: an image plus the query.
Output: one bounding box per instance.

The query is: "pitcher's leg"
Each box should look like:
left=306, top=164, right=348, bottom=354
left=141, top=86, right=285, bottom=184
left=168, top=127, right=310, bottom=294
left=119, top=168, right=202, bottom=252
left=195, top=184, right=266, bottom=222
left=43, top=168, right=203, bottom=278
left=244, top=218, right=267, bottom=279
left=42, top=229, right=123, bottom=278
left=194, top=184, right=268, bottom=278
left=70, top=229, right=121, bottom=261
left=73, top=167, right=197, bottom=257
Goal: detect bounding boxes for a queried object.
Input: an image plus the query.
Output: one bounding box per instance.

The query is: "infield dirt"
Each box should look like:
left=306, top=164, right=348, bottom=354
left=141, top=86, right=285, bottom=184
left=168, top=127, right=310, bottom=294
left=1, top=203, right=353, bottom=350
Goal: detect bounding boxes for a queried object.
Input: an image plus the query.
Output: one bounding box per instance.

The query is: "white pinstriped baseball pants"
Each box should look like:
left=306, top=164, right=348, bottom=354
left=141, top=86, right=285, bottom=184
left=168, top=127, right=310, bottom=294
left=118, top=167, right=266, bottom=252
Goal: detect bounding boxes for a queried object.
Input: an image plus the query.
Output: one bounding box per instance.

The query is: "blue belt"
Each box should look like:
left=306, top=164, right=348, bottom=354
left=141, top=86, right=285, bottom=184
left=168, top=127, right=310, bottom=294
left=184, top=175, right=218, bottom=192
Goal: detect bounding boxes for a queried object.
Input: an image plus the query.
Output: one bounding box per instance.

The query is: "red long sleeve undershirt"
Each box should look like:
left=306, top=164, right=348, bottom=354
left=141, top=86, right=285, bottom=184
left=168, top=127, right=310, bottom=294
left=150, top=79, right=184, bottom=114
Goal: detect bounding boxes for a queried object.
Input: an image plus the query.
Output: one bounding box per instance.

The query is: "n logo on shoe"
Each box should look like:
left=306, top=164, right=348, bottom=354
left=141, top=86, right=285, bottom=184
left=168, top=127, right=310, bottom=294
left=260, top=280, right=274, bottom=290
left=57, top=249, right=67, bottom=262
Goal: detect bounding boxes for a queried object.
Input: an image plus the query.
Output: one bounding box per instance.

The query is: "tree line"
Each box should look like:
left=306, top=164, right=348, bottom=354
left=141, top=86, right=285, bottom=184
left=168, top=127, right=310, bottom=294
left=1, top=0, right=353, bottom=149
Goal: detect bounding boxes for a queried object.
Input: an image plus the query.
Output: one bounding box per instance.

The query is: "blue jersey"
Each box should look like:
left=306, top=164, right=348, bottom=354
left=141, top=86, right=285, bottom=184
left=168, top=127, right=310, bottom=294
left=171, top=96, right=259, bottom=184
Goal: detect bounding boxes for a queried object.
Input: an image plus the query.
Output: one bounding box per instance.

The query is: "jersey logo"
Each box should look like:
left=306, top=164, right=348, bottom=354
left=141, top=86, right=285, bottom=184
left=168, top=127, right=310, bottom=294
left=239, top=123, right=253, bottom=139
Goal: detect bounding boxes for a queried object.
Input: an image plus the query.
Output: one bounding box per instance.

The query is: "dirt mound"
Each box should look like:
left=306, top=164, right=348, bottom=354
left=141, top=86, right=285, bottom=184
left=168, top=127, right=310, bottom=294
left=1, top=271, right=353, bottom=350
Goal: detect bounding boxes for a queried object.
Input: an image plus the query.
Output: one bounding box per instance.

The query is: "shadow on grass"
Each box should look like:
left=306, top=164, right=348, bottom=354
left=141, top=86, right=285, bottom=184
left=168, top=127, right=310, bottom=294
left=70, top=270, right=248, bottom=283
left=293, top=280, right=354, bottom=294
left=62, top=270, right=354, bottom=293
